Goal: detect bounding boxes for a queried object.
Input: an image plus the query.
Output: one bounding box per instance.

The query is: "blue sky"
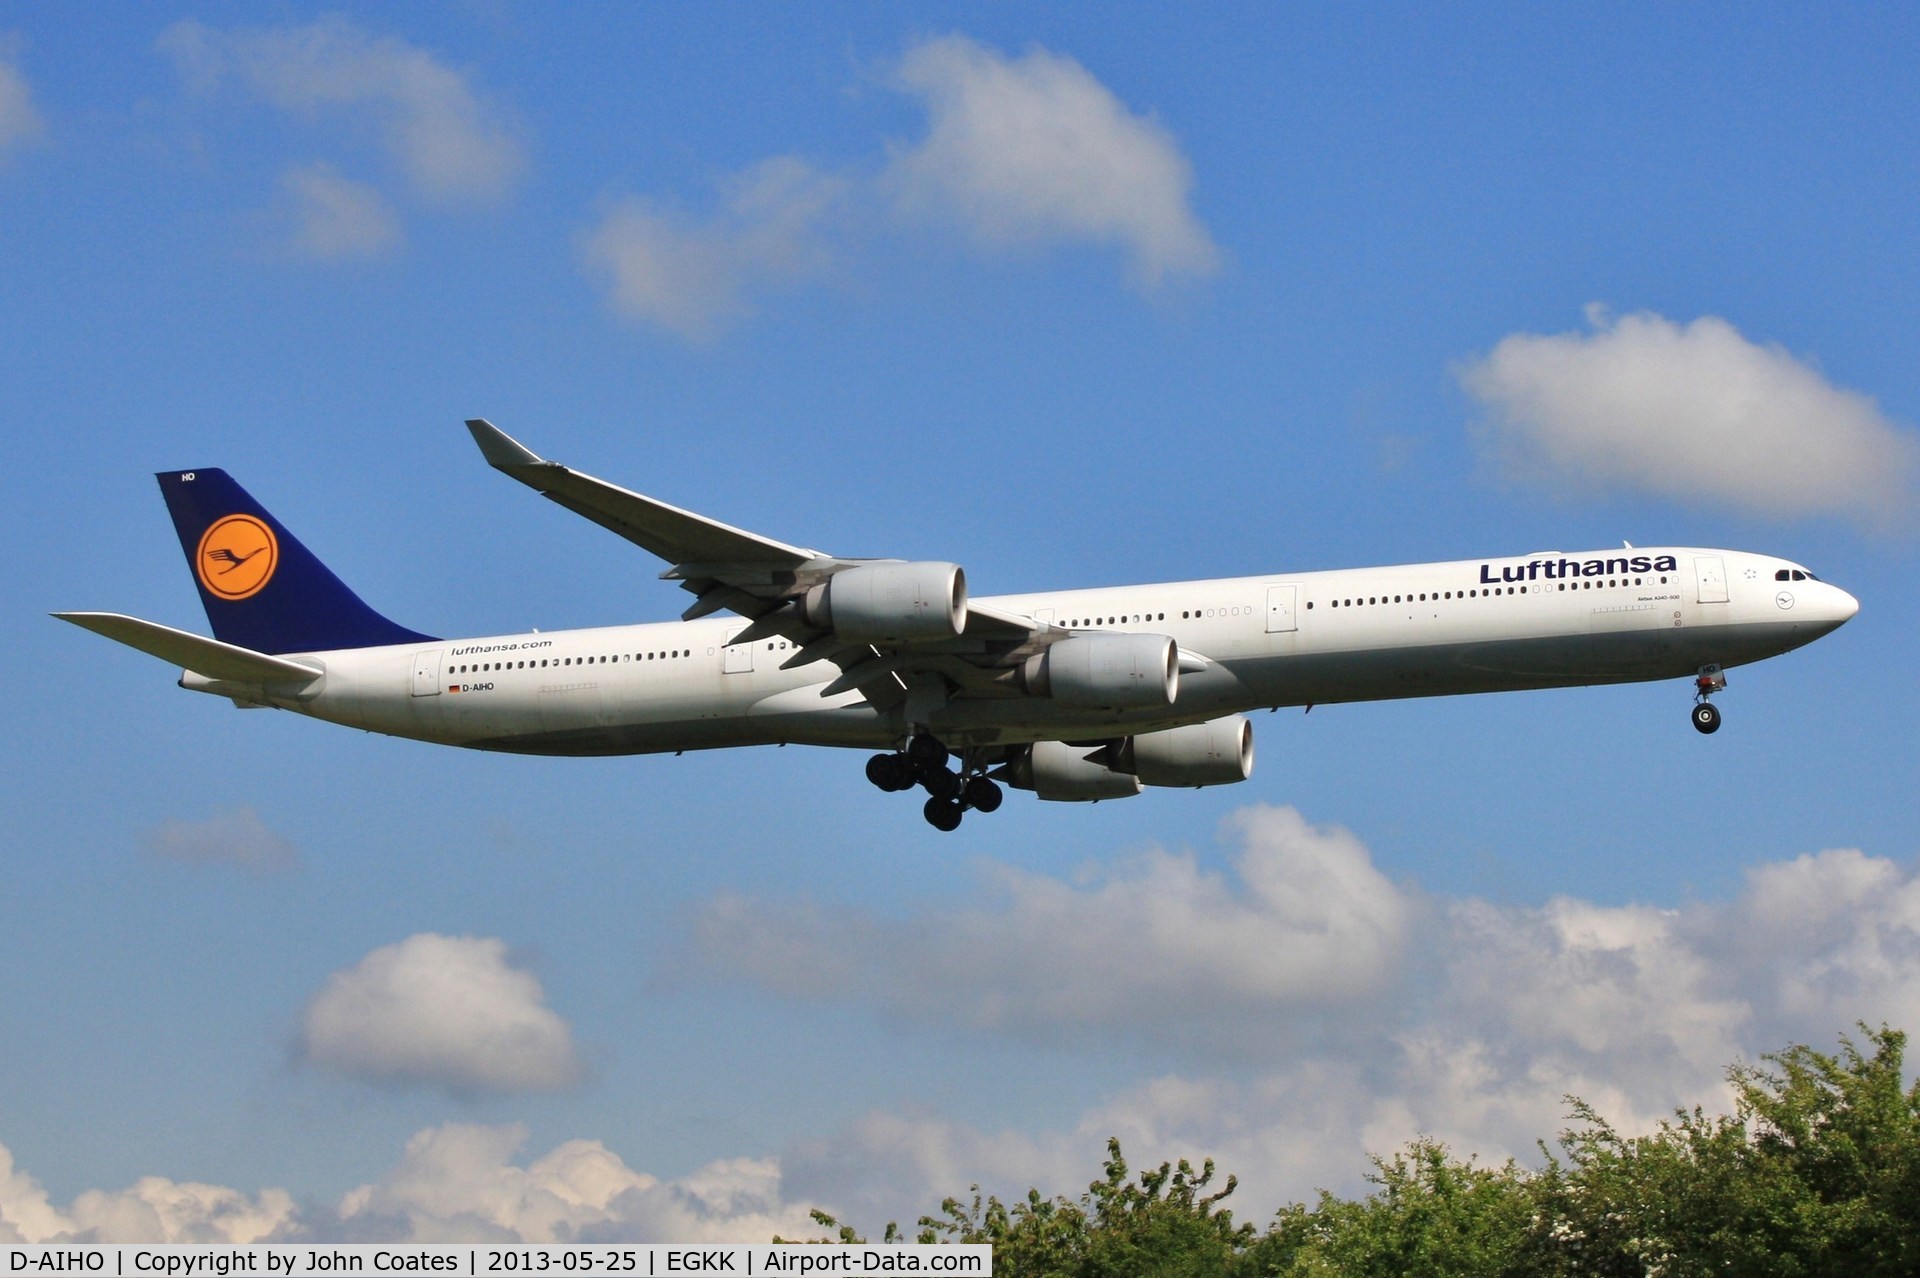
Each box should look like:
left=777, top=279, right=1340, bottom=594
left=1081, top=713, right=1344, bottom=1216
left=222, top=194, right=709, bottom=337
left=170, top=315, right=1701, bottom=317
left=4, top=1, right=1918, bottom=1243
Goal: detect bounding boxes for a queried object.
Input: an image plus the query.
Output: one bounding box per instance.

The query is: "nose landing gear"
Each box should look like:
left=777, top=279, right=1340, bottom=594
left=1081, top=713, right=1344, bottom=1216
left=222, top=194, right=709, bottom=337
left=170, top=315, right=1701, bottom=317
left=866, top=735, right=1004, bottom=830
left=1691, top=665, right=1726, bottom=734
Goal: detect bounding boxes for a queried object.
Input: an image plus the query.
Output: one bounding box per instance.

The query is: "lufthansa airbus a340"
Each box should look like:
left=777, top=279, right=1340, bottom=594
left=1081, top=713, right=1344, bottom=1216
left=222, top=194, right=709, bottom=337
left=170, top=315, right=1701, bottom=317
left=57, top=421, right=1859, bottom=830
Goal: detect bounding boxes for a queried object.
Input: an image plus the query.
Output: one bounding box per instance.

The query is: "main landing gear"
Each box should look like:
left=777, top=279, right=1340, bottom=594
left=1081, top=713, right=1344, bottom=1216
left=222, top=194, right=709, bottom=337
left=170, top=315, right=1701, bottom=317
left=1691, top=665, right=1726, bottom=734
left=865, top=735, right=1003, bottom=831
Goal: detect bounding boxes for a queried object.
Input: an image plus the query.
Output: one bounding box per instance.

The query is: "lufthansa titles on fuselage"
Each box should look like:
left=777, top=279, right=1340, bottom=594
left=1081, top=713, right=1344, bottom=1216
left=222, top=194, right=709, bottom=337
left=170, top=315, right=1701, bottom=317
left=1478, top=554, right=1679, bottom=585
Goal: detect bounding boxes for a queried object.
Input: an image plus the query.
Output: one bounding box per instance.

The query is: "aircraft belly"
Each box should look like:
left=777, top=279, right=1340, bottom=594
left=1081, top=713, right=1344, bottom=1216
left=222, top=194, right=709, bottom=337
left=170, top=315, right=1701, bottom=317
left=1246, top=619, right=1811, bottom=706
left=461, top=667, right=893, bottom=756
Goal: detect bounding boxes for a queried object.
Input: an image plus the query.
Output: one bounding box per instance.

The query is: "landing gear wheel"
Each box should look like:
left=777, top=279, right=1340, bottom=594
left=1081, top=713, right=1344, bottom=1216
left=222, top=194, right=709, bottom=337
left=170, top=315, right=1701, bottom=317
left=907, top=735, right=949, bottom=771
left=865, top=753, right=915, bottom=791
left=964, top=776, right=1004, bottom=813
left=923, top=796, right=963, bottom=831
left=922, top=766, right=962, bottom=801
left=1691, top=702, right=1722, bottom=735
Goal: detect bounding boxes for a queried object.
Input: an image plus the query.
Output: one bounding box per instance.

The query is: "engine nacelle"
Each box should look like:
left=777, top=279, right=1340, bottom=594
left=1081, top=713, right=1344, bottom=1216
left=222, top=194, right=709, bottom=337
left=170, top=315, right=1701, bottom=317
left=801, top=562, right=966, bottom=642
left=1022, top=633, right=1178, bottom=709
left=1127, top=715, right=1254, bottom=788
left=1006, top=741, right=1143, bottom=802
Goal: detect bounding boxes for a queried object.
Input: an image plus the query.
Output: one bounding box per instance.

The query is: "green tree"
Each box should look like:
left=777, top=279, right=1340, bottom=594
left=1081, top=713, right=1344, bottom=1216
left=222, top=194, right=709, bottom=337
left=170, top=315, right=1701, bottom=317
left=1527, top=1025, right=1920, bottom=1276
left=1252, top=1140, right=1534, bottom=1277
left=915, top=1137, right=1255, bottom=1277
left=790, top=1028, right=1920, bottom=1278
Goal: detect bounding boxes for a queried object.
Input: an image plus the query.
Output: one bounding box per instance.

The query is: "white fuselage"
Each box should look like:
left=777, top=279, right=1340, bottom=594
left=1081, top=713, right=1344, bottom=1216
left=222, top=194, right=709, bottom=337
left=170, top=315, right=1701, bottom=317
left=202, top=547, right=1857, bottom=757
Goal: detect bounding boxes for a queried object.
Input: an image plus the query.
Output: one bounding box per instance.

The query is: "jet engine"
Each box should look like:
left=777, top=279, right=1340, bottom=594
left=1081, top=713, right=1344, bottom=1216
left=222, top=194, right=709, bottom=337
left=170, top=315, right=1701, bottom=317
left=1022, top=633, right=1178, bottom=709
left=1004, top=741, right=1143, bottom=801
left=1003, top=716, right=1254, bottom=803
left=801, top=562, right=966, bottom=641
left=1124, top=715, right=1254, bottom=787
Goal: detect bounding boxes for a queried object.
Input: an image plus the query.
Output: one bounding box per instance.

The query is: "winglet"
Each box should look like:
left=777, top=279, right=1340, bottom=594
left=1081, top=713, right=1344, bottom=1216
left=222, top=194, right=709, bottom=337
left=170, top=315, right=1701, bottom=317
left=466, top=419, right=546, bottom=470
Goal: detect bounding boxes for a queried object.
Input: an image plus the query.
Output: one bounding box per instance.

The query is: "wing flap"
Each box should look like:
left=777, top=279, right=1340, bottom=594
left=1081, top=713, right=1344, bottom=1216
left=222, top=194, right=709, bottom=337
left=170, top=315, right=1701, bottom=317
left=54, top=612, right=325, bottom=684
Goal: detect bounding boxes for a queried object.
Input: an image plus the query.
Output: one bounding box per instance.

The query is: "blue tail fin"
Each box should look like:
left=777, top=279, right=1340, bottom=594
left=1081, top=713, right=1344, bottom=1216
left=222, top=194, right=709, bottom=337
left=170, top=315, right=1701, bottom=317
left=158, top=469, right=436, bottom=654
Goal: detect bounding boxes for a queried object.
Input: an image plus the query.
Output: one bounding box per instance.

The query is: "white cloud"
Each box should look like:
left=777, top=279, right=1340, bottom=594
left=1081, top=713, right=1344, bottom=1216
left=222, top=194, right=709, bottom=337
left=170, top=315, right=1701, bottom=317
left=146, top=805, right=300, bottom=871
left=0, top=1141, right=295, bottom=1243
left=330, top=1125, right=819, bottom=1244
left=1440, top=896, right=1749, bottom=1089
left=1716, top=848, right=1920, bottom=1041
left=579, top=34, right=1218, bottom=338
left=158, top=17, right=524, bottom=201
left=280, top=162, right=403, bottom=258
left=581, top=157, right=845, bottom=341
left=0, top=37, right=43, bottom=164
left=0, top=1142, right=67, bottom=1243
left=19, top=817, right=1920, bottom=1240
left=1459, top=305, right=1919, bottom=527
left=0, top=1128, right=818, bottom=1245
left=885, top=34, right=1219, bottom=285
left=681, top=805, right=1415, bottom=1048
left=299, top=934, right=583, bottom=1096
left=683, top=812, right=1920, bottom=1223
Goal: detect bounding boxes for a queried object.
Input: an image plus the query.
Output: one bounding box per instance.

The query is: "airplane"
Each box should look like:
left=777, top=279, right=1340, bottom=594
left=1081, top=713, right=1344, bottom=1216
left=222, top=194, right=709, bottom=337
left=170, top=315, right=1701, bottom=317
left=56, top=420, right=1860, bottom=831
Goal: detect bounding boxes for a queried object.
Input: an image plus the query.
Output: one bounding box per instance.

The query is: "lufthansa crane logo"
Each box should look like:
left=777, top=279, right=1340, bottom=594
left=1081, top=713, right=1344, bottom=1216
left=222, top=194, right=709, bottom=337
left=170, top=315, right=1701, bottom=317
left=196, top=514, right=279, bottom=601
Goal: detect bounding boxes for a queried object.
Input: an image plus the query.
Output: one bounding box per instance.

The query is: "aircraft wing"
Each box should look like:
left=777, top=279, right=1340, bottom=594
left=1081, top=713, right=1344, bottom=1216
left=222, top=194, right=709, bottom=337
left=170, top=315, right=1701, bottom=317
left=466, top=420, right=1061, bottom=707
left=466, top=419, right=826, bottom=571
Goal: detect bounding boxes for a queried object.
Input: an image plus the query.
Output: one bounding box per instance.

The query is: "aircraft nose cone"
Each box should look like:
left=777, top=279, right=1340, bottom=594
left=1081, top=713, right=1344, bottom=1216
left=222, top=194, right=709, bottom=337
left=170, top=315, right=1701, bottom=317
left=1812, top=585, right=1861, bottom=631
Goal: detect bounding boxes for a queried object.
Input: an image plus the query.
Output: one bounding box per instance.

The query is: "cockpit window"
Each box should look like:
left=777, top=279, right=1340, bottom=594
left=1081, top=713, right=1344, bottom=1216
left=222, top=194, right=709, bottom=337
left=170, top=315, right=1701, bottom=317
left=1776, top=569, right=1790, bottom=580
left=1776, top=567, right=1821, bottom=582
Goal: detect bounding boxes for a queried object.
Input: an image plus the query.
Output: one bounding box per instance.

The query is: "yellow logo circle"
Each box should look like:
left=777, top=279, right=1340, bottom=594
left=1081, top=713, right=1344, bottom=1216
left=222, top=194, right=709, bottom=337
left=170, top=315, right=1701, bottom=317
left=196, top=514, right=279, bottom=601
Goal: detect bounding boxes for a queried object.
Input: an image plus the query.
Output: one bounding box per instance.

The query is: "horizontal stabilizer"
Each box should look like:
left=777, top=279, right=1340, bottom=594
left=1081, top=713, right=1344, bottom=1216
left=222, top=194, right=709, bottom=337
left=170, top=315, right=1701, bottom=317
left=53, top=612, right=324, bottom=684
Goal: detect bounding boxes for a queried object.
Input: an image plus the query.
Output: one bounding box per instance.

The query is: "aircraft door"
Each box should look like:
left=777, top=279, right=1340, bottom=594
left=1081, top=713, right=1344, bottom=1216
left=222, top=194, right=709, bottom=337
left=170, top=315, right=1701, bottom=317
left=723, top=634, right=754, bottom=673
left=411, top=649, right=443, bottom=696
left=1266, top=584, right=1299, bottom=633
left=1694, top=556, right=1729, bottom=605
